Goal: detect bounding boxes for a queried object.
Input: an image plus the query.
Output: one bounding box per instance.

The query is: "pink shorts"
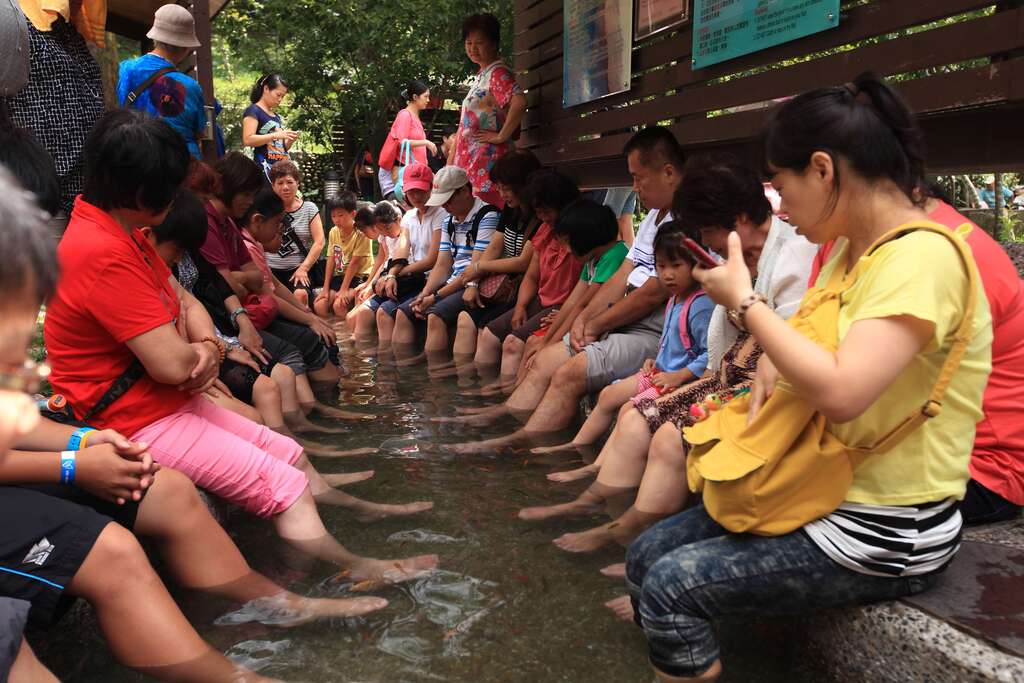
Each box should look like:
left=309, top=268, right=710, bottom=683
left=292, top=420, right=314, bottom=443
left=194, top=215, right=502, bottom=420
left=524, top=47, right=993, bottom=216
left=132, top=396, right=307, bottom=517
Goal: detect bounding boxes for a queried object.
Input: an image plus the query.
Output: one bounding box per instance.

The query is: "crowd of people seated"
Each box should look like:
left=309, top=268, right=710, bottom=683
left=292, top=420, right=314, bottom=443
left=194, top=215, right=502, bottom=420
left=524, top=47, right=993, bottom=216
left=0, top=62, right=1022, bottom=683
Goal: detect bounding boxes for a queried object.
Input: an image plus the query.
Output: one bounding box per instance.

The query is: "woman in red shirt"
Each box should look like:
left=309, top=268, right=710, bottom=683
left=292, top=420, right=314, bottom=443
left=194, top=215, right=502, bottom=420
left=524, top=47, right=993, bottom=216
left=378, top=80, right=437, bottom=199
left=46, top=110, right=438, bottom=586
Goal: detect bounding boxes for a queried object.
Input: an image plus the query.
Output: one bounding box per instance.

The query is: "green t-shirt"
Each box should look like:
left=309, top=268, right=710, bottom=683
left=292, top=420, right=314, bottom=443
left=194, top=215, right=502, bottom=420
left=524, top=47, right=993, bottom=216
left=580, top=240, right=629, bottom=284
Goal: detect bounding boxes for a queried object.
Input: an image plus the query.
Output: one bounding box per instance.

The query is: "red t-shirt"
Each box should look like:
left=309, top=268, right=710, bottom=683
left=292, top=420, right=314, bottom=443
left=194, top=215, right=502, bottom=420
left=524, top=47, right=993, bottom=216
left=45, top=198, right=189, bottom=436
left=806, top=203, right=1024, bottom=503
left=201, top=202, right=252, bottom=270
left=379, top=109, right=427, bottom=170
left=531, top=223, right=582, bottom=307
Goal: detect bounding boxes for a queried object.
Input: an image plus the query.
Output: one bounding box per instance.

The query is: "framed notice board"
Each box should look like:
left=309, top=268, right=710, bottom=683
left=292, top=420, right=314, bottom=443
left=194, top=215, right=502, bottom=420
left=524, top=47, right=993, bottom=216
left=692, top=0, right=839, bottom=69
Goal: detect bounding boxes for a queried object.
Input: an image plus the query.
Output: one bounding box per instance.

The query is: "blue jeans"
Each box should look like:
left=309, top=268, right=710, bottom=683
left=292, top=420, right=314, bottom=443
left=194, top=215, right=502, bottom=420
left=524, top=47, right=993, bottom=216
left=625, top=504, right=940, bottom=678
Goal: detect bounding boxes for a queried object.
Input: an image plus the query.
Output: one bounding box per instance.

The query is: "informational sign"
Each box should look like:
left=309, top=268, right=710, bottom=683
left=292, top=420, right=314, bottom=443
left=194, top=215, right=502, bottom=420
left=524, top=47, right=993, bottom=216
left=636, top=0, right=689, bottom=40
left=692, top=0, right=840, bottom=69
left=563, top=0, right=633, bottom=107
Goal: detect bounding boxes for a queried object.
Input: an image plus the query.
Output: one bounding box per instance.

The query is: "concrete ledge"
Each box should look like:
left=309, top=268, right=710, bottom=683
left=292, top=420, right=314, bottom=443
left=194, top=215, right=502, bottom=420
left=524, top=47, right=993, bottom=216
left=797, top=602, right=1024, bottom=683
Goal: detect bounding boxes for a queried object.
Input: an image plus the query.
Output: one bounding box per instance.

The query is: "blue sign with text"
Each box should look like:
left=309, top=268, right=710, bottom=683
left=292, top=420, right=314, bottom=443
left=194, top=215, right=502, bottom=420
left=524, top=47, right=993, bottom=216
left=692, top=0, right=840, bottom=69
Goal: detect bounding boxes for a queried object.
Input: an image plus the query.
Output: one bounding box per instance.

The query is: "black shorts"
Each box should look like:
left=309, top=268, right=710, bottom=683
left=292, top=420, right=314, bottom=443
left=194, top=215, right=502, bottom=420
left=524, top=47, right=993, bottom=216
left=486, top=297, right=555, bottom=341
left=427, top=288, right=510, bottom=327
left=264, top=318, right=332, bottom=371
left=327, top=274, right=367, bottom=291
left=0, top=485, right=139, bottom=624
left=0, top=597, right=29, bottom=678
left=271, top=260, right=327, bottom=296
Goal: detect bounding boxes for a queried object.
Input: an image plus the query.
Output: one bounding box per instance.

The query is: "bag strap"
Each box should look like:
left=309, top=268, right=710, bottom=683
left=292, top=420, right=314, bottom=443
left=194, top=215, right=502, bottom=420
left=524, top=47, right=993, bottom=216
left=467, top=204, right=500, bottom=248
left=678, top=289, right=706, bottom=352
left=854, top=222, right=979, bottom=457
left=125, top=66, right=176, bottom=105
left=82, top=359, right=146, bottom=422
left=399, top=139, right=414, bottom=167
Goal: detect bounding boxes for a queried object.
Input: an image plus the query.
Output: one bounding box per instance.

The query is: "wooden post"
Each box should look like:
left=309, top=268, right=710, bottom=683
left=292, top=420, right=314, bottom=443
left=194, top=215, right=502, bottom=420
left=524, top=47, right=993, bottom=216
left=190, top=0, right=217, bottom=162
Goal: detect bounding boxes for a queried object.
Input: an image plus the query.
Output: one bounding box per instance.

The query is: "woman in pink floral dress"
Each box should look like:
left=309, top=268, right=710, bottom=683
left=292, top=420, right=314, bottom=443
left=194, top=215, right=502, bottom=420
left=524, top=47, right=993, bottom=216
left=449, top=13, right=527, bottom=208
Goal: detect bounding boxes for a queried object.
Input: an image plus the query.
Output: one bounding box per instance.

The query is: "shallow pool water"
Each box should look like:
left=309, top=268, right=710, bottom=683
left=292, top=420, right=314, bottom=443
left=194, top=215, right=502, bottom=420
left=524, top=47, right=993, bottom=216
left=46, top=342, right=822, bottom=682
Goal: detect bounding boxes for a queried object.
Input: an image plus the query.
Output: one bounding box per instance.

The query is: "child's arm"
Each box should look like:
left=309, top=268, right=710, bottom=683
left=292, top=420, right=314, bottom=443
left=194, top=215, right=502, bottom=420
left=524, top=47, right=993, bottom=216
left=401, top=228, right=442, bottom=275
left=509, top=250, right=540, bottom=328
left=366, top=243, right=389, bottom=296
left=321, top=250, right=336, bottom=300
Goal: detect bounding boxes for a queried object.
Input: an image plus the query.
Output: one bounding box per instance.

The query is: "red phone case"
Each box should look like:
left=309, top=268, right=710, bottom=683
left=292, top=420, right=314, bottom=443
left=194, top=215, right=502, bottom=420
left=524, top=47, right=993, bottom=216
left=682, top=238, right=720, bottom=268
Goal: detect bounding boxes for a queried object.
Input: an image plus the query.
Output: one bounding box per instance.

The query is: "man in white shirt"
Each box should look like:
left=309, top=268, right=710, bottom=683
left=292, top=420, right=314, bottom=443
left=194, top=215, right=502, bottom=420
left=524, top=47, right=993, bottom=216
left=441, top=127, right=685, bottom=449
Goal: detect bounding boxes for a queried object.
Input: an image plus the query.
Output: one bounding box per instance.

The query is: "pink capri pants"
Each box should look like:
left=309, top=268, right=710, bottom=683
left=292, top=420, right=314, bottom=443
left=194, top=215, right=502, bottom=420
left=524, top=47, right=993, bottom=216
left=132, top=396, right=308, bottom=517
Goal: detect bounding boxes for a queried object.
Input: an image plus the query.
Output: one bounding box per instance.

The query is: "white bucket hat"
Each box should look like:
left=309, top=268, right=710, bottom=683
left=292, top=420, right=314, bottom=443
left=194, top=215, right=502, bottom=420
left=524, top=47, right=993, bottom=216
left=146, top=4, right=201, bottom=49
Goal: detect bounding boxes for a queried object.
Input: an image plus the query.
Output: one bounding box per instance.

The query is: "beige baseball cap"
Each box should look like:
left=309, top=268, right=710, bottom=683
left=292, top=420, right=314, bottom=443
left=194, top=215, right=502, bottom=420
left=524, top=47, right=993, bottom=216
left=146, top=4, right=201, bottom=49
left=426, top=165, right=470, bottom=206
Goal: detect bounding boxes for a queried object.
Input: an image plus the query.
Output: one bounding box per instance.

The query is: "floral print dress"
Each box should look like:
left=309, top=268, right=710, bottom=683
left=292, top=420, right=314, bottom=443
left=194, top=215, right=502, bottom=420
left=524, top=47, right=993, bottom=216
left=453, top=61, right=523, bottom=208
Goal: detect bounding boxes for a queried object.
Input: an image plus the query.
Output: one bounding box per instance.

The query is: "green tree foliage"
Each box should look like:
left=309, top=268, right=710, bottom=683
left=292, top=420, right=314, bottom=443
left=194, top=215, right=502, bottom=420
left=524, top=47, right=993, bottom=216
left=213, top=0, right=512, bottom=157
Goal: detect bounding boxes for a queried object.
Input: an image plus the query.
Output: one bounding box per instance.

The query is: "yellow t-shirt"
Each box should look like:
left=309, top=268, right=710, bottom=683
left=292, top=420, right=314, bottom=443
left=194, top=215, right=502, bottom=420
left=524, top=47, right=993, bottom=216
left=327, top=226, right=373, bottom=279
left=819, top=229, right=992, bottom=506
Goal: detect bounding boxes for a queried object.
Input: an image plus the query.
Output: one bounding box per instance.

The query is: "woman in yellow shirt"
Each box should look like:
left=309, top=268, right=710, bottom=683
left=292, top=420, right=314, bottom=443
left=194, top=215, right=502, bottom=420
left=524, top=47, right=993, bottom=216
left=625, top=72, right=992, bottom=682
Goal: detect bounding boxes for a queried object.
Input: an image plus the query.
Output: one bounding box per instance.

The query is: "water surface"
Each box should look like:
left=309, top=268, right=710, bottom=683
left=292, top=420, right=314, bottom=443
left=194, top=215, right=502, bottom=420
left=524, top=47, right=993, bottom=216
left=48, top=342, right=821, bottom=682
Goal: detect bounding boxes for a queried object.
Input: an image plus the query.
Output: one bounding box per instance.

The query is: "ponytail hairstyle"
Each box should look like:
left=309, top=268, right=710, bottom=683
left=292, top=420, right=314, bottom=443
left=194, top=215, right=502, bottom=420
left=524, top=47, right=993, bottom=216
left=239, top=187, right=285, bottom=228
left=763, top=71, right=925, bottom=217
left=401, top=79, right=429, bottom=102
left=250, top=74, right=288, bottom=104
left=372, top=200, right=402, bottom=225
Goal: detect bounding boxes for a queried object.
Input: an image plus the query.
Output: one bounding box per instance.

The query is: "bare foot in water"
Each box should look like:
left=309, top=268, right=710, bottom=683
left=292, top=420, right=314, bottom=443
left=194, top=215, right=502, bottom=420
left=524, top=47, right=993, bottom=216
left=553, top=522, right=617, bottom=553
left=600, top=563, right=626, bottom=579
left=518, top=496, right=602, bottom=521
left=547, top=463, right=599, bottom=483
left=322, top=471, right=375, bottom=487
left=531, top=442, right=582, bottom=455
left=604, top=595, right=635, bottom=621
left=454, top=404, right=500, bottom=415
left=291, top=421, right=349, bottom=435
left=305, top=446, right=378, bottom=458
left=310, top=404, right=377, bottom=421
left=342, top=554, right=440, bottom=587
left=222, top=593, right=389, bottom=627
left=431, top=411, right=500, bottom=426
left=354, top=500, right=434, bottom=523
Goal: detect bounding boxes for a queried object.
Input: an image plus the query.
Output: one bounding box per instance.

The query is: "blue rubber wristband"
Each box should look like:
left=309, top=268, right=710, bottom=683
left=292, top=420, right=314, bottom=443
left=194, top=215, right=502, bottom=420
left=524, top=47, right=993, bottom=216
left=67, top=427, right=96, bottom=452
left=60, top=451, right=76, bottom=486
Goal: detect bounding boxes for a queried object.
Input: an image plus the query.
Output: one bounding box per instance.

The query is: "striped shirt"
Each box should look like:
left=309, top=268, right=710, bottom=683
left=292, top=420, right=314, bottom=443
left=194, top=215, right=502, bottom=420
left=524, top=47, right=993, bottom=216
left=626, top=209, right=672, bottom=289
left=497, top=207, right=535, bottom=259
left=440, top=198, right=499, bottom=283
left=803, top=499, right=962, bottom=577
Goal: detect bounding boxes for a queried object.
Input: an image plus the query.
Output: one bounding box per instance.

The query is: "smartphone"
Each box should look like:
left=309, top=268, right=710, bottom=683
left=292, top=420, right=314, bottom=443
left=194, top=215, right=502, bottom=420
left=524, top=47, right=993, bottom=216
left=682, top=238, right=722, bottom=268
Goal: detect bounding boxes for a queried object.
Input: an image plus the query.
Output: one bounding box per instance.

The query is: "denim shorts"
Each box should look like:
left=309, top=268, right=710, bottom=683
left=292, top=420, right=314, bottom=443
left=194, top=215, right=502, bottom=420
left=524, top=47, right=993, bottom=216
left=625, top=504, right=941, bottom=678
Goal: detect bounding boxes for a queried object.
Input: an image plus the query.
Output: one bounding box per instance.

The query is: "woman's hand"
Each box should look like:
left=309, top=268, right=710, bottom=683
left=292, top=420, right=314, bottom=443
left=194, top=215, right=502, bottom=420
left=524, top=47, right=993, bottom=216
left=463, top=286, right=482, bottom=308
left=539, top=308, right=559, bottom=327
left=473, top=130, right=505, bottom=145
left=179, top=342, right=220, bottom=394
left=275, top=129, right=300, bottom=143
left=641, top=358, right=655, bottom=373
left=383, top=277, right=399, bottom=299
left=236, top=324, right=268, bottom=363
left=425, top=140, right=438, bottom=155
left=511, top=305, right=528, bottom=330
left=692, top=232, right=754, bottom=310
left=309, top=316, right=337, bottom=346
left=748, top=354, right=780, bottom=425
left=291, top=267, right=311, bottom=288
left=227, top=347, right=260, bottom=372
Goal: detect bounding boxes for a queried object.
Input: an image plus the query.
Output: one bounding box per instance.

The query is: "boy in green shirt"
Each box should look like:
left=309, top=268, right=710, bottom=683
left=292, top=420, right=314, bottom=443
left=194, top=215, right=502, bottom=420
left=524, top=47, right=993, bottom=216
left=518, top=199, right=629, bottom=378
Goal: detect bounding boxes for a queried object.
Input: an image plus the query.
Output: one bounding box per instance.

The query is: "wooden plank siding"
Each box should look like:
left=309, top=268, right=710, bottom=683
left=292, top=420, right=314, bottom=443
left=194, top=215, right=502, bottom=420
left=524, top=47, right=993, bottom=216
left=512, top=0, right=1024, bottom=186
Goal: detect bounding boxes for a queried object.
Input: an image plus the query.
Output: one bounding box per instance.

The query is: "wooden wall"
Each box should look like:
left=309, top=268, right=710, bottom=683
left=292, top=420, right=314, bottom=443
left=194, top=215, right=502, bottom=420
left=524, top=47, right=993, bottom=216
left=513, top=0, right=1024, bottom=187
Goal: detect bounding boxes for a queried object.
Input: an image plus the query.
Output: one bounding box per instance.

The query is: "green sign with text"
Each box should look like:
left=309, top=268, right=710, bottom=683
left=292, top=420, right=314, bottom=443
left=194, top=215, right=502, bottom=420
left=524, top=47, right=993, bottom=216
left=693, top=0, right=840, bottom=69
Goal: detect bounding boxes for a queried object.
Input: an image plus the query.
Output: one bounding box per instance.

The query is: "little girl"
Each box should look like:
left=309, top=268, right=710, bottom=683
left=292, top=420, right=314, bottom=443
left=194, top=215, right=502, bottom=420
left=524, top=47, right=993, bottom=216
left=348, top=201, right=411, bottom=339
left=557, top=221, right=714, bottom=449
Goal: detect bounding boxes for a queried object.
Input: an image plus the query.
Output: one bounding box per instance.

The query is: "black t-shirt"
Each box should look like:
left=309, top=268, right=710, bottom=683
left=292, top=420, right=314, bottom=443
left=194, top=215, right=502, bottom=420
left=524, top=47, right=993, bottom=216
left=496, top=207, right=538, bottom=259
